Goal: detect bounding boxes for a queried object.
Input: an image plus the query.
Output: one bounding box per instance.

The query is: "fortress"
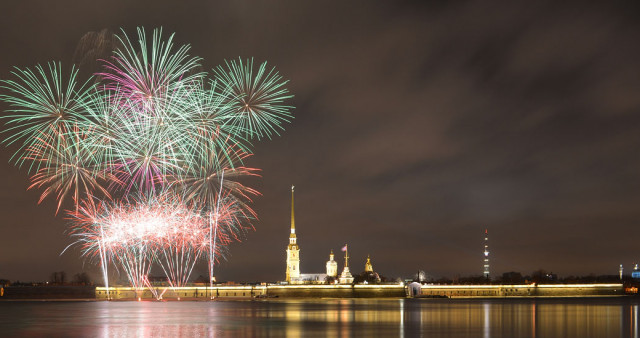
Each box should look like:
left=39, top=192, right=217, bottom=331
left=94, top=186, right=626, bottom=300
left=89, top=283, right=624, bottom=300
left=2, top=186, right=628, bottom=300
left=286, top=186, right=365, bottom=285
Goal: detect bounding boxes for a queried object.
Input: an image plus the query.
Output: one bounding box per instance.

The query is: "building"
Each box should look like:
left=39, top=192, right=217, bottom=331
left=285, top=186, right=300, bottom=283
left=326, top=250, right=338, bottom=278
left=284, top=186, right=331, bottom=284
left=299, top=273, right=327, bottom=283
left=365, top=255, right=373, bottom=273
left=632, top=264, right=640, bottom=279
left=282, top=187, right=358, bottom=285
left=361, top=255, right=381, bottom=284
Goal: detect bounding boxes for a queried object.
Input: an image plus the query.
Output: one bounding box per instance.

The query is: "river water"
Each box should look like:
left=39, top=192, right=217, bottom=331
left=1, top=297, right=638, bottom=337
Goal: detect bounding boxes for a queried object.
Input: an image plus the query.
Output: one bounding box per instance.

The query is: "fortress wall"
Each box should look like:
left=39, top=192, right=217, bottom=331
left=266, top=284, right=406, bottom=298
left=418, top=284, right=624, bottom=298
left=95, top=284, right=406, bottom=300
left=96, top=286, right=266, bottom=300
left=92, top=283, right=625, bottom=300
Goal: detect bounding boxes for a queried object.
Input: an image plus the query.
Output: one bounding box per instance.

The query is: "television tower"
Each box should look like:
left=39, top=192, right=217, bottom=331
left=483, top=229, right=490, bottom=279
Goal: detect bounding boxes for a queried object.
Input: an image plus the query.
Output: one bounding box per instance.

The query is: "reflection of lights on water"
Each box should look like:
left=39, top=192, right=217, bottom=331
left=532, top=302, right=536, bottom=338
left=72, top=299, right=640, bottom=337
left=634, top=305, right=638, bottom=338
left=399, top=299, right=404, bottom=337
left=483, top=303, right=490, bottom=338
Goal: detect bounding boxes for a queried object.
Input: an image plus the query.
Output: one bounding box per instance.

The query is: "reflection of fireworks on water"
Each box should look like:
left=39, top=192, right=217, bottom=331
left=1, top=27, right=293, bottom=297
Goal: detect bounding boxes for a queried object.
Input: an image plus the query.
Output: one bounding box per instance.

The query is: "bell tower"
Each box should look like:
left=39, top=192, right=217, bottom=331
left=326, top=250, right=338, bottom=277
left=286, top=185, right=300, bottom=283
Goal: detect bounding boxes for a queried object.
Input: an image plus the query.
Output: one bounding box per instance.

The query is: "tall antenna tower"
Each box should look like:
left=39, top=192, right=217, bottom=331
left=483, top=229, right=490, bottom=279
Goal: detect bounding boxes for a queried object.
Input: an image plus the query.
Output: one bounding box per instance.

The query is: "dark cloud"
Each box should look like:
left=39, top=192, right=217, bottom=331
left=1, top=0, right=640, bottom=283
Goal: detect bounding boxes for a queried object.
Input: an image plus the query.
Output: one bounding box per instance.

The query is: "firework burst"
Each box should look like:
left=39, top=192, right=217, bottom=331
left=1, top=27, right=294, bottom=297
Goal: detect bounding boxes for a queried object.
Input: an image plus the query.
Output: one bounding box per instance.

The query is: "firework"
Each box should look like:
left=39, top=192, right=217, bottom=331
left=98, top=27, right=204, bottom=107
left=26, top=124, right=113, bottom=213
left=0, top=62, right=95, bottom=171
left=213, top=58, right=294, bottom=140
left=1, top=27, right=294, bottom=296
left=68, top=191, right=247, bottom=297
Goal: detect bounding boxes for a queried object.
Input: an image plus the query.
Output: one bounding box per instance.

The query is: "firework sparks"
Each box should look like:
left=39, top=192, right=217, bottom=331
left=1, top=27, right=293, bottom=296
left=213, top=58, right=294, bottom=140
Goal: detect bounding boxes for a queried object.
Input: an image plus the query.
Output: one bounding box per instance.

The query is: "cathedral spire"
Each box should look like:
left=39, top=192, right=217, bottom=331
left=286, top=185, right=300, bottom=283
left=291, top=185, right=295, bottom=234
left=288, top=185, right=297, bottom=244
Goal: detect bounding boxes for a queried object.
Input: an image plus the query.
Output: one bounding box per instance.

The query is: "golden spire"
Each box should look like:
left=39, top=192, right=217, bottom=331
left=290, top=185, right=295, bottom=234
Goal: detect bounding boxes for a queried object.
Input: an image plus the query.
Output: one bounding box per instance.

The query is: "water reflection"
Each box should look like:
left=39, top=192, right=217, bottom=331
left=484, top=302, right=490, bottom=338
left=1, top=298, right=639, bottom=337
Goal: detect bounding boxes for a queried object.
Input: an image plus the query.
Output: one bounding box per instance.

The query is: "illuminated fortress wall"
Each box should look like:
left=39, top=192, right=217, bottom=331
left=266, top=284, right=406, bottom=298
left=93, top=283, right=624, bottom=300
left=96, top=286, right=265, bottom=300
left=417, top=284, right=624, bottom=298
left=95, top=284, right=407, bottom=300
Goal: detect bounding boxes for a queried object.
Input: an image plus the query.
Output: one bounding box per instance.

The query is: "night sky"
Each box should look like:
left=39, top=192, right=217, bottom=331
left=1, top=1, right=640, bottom=283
